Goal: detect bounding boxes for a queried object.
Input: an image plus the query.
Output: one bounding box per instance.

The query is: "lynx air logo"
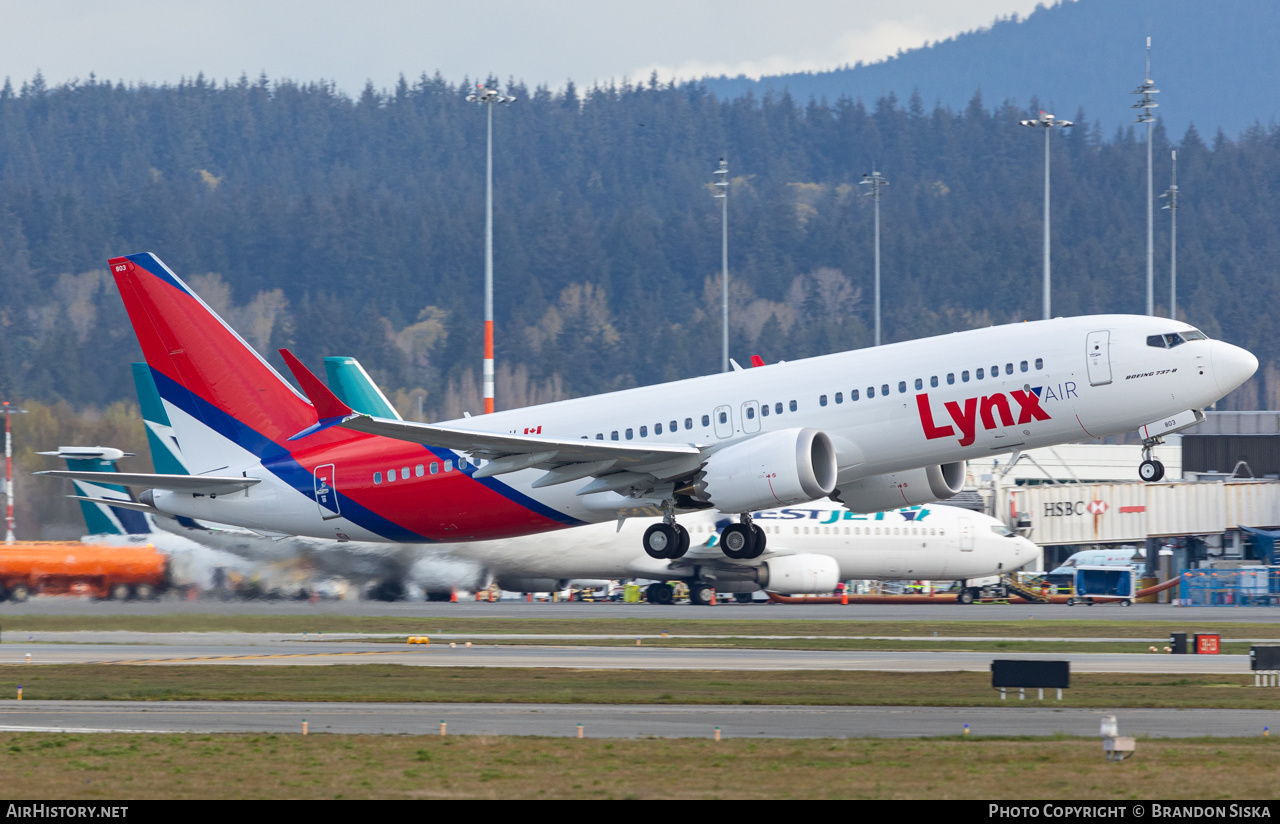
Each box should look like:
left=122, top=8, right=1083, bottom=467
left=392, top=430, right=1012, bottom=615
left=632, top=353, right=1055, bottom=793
left=916, top=390, right=1052, bottom=447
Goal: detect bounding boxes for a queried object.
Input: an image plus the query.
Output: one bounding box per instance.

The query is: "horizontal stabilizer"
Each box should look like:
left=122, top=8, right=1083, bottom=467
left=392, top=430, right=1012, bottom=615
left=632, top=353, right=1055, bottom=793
left=66, top=495, right=160, bottom=515
left=37, top=470, right=260, bottom=494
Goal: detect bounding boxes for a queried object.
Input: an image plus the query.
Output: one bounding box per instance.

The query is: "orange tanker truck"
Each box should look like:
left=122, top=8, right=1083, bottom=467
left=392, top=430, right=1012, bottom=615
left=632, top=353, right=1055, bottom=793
left=0, top=543, right=169, bottom=602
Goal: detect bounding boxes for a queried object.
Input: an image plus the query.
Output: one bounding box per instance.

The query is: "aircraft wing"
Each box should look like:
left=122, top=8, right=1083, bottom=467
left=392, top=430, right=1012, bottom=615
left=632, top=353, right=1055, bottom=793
left=35, top=471, right=260, bottom=495
left=339, top=415, right=706, bottom=490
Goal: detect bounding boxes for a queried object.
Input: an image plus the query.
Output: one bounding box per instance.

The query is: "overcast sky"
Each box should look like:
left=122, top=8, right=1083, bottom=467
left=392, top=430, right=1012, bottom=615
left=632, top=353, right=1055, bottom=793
left=0, top=0, right=1049, bottom=94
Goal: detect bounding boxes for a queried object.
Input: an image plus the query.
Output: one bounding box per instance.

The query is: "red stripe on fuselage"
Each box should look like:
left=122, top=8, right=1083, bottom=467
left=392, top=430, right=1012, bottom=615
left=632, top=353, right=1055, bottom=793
left=289, top=439, right=572, bottom=541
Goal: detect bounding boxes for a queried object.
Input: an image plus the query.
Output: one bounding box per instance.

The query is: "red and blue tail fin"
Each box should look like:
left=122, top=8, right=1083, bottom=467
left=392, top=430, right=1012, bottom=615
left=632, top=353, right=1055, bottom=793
left=110, top=253, right=314, bottom=474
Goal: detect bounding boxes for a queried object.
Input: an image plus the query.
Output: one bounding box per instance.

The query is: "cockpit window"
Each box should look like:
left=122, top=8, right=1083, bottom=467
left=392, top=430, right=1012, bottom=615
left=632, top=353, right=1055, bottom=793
left=1148, top=329, right=1207, bottom=348
left=990, top=524, right=1015, bottom=537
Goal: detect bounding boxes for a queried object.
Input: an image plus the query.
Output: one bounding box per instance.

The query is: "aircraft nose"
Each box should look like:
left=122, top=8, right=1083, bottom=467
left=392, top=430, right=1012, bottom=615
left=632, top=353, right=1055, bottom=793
left=1212, top=341, right=1259, bottom=397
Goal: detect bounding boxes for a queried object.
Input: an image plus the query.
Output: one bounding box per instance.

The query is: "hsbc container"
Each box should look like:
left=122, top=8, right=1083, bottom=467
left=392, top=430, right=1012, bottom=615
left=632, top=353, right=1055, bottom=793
left=1013, top=483, right=1147, bottom=545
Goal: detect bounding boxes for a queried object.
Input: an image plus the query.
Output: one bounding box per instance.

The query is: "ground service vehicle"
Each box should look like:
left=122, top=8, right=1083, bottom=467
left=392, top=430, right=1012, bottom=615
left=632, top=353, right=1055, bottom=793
left=0, top=543, right=168, bottom=601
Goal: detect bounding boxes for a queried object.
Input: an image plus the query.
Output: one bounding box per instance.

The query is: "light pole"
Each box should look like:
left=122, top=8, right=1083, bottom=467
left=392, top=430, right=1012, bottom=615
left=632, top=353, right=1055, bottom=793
left=860, top=170, right=888, bottom=346
left=466, top=82, right=516, bottom=414
left=2, top=402, right=27, bottom=544
left=713, top=158, right=729, bottom=372
left=1132, top=37, right=1159, bottom=316
left=1019, top=111, right=1073, bottom=320
left=1161, top=150, right=1180, bottom=320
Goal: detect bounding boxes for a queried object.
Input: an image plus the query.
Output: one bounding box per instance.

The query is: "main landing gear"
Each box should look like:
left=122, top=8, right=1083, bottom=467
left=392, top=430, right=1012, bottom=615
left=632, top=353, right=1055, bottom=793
left=720, top=513, right=766, bottom=560
left=643, top=501, right=690, bottom=560
left=1139, top=436, right=1166, bottom=482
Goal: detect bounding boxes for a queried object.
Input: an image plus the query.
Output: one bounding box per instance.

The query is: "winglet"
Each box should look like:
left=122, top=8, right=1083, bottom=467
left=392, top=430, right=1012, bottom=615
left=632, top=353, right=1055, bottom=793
left=279, top=349, right=356, bottom=440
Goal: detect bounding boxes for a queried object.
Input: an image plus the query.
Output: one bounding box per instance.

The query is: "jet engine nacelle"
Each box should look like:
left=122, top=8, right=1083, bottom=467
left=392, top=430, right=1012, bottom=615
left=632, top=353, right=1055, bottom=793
left=834, top=461, right=966, bottom=514
left=757, top=553, right=840, bottom=594
left=694, top=427, right=837, bottom=514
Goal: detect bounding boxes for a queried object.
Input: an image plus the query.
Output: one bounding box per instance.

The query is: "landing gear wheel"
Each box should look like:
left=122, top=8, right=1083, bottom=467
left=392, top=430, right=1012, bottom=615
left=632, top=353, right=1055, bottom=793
left=957, top=588, right=975, bottom=605
left=689, top=584, right=716, bottom=606
left=748, top=524, right=767, bottom=559
left=720, top=524, right=757, bottom=560
left=671, top=524, right=690, bottom=559
left=646, top=582, right=674, bottom=605
left=1120, top=599, right=1132, bottom=607
left=643, top=523, right=679, bottom=559
left=1139, top=459, right=1165, bottom=482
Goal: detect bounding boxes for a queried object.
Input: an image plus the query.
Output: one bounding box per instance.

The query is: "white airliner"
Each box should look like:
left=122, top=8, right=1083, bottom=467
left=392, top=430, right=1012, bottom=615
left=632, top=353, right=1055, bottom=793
left=425, top=504, right=1038, bottom=605
left=45, top=254, right=1258, bottom=571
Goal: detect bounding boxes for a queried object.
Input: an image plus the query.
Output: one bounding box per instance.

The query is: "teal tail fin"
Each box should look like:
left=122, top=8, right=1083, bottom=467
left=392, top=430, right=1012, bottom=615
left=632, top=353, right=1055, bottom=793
left=131, top=361, right=190, bottom=476
left=324, top=357, right=403, bottom=420
left=38, top=447, right=152, bottom=536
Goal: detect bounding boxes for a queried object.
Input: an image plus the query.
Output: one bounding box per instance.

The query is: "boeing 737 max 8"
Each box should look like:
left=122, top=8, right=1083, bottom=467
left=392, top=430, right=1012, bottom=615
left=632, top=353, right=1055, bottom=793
left=42, top=253, right=1257, bottom=565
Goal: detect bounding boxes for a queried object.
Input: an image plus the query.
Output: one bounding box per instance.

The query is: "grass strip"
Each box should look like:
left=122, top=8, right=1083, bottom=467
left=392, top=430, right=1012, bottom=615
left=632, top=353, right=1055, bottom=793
left=0, top=732, right=1276, bottom=799
left=0, top=614, right=1276, bottom=639
left=0, top=665, right=1271, bottom=709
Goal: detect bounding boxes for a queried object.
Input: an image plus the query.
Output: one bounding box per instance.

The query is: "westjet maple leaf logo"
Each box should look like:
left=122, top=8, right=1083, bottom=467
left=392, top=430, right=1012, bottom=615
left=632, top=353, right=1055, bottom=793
left=916, top=391, right=1049, bottom=447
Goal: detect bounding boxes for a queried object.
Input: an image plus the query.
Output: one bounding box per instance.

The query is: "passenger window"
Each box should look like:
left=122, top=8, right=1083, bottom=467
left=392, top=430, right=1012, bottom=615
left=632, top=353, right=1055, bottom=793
left=458, top=458, right=468, bottom=470
left=626, top=428, right=633, bottom=440
left=947, top=373, right=955, bottom=385
left=639, top=426, right=648, bottom=437
left=961, top=371, right=970, bottom=382
left=976, top=368, right=984, bottom=380
left=444, top=460, right=453, bottom=472
left=1035, top=358, right=1043, bottom=370
left=402, top=466, right=410, bottom=479
left=851, top=389, right=859, bottom=401
left=835, top=392, right=843, bottom=404
left=898, top=381, right=906, bottom=394
left=914, top=378, right=923, bottom=390
left=789, top=400, right=798, bottom=412
left=596, top=433, right=603, bottom=440
left=1005, top=363, right=1013, bottom=375
left=930, top=376, right=938, bottom=388
left=880, top=385, right=888, bottom=397
left=867, top=386, right=875, bottom=398
left=761, top=405, right=770, bottom=417
left=430, top=462, right=439, bottom=474
left=702, top=415, right=710, bottom=427
left=655, top=423, right=662, bottom=435
left=374, top=472, right=382, bottom=484
left=991, top=365, right=998, bottom=377
left=415, top=464, right=424, bottom=477
left=717, top=411, right=727, bottom=424
left=819, top=395, right=828, bottom=407
left=387, top=468, right=396, bottom=482
left=611, top=431, right=619, bottom=440
left=685, top=418, right=693, bottom=429
left=670, top=420, right=678, bottom=432
left=745, top=408, right=755, bottom=420
left=774, top=403, right=783, bottom=415
left=1020, top=361, right=1028, bottom=373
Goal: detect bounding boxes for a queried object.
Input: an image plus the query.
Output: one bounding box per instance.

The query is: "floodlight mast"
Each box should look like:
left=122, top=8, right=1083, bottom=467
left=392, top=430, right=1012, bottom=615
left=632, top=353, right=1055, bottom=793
left=1132, top=37, right=1159, bottom=316
left=713, top=158, right=729, bottom=372
left=466, top=82, right=516, bottom=414
left=860, top=170, right=888, bottom=346
left=1019, top=111, right=1072, bottom=320
left=2, top=402, right=26, bottom=544
left=1161, top=150, right=1180, bottom=320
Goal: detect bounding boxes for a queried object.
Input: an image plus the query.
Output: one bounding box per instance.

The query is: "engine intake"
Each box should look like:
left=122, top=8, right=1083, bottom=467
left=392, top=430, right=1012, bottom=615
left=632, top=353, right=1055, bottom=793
left=694, top=428, right=837, bottom=514
left=833, top=461, right=966, bottom=514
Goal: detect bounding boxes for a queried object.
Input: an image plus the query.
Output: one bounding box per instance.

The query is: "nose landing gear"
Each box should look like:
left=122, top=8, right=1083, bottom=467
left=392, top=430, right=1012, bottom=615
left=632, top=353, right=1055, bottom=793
left=1139, top=436, right=1166, bottom=482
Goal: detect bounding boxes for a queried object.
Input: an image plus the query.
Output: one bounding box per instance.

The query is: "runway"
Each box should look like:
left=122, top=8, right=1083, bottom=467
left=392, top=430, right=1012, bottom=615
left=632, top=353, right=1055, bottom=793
left=0, top=701, right=1273, bottom=739
left=0, top=639, right=1254, bottom=673
left=2, top=598, right=1279, bottom=621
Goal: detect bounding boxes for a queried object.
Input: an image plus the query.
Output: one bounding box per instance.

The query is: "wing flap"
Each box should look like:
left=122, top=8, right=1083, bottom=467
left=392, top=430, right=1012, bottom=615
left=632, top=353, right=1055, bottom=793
left=37, top=471, right=260, bottom=494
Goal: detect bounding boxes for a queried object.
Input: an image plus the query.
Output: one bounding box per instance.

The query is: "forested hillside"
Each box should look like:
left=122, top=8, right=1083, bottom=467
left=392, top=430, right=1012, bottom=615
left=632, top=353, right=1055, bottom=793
left=0, top=72, right=1276, bottom=419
